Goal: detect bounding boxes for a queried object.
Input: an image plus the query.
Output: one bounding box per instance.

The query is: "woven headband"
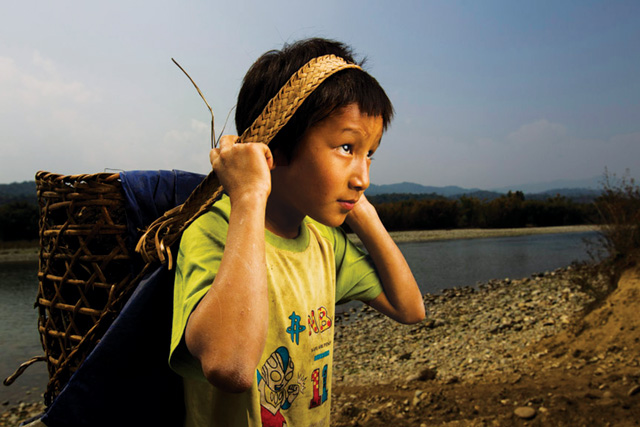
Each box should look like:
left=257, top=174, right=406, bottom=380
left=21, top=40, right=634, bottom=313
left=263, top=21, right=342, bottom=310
left=136, top=55, right=362, bottom=266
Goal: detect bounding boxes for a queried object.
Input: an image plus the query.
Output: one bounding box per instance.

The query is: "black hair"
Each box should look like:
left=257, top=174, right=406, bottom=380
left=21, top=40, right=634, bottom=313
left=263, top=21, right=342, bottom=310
left=235, top=38, right=394, bottom=161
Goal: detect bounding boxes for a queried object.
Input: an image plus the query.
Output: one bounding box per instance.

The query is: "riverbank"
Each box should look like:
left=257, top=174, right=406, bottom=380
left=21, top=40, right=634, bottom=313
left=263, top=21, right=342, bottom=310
left=348, top=224, right=598, bottom=245
left=0, top=241, right=38, bottom=264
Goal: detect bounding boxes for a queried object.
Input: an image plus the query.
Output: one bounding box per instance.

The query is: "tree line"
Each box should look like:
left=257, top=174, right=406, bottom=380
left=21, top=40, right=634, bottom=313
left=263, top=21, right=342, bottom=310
left=0, top=189, right=615, bottom=242
left=0, top=201, right=39, bottom=241
left=371, top=191, right=597, bottom=231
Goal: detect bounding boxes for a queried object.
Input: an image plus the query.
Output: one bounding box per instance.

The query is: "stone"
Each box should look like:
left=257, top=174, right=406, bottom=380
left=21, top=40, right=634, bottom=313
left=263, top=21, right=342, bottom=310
left=398, top=352, right=412, bottom=361
left=628, top=384, right=640, bottom=397
left=514, top=406, right=536, bottom=419
left=407, top=367, right=437, bottom=382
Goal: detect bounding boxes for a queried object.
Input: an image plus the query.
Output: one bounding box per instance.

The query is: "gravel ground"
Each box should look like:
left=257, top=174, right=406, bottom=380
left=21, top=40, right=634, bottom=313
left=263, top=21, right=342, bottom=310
left=332, top=266, right=593, bottom=388
left=330, top=265, right=640, bottom=426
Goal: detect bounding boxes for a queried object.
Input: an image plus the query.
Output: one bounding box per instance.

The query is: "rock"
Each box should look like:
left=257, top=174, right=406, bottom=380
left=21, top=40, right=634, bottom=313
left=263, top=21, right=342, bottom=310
left=445, top=376, right=459, bottom=384
left=628, top=384, right=640, bottom=397
left=514, top=406, right=536, bottom=419
left=407, top=367, right=437, bottom=382
left=398, top=352, right=412, bottom=361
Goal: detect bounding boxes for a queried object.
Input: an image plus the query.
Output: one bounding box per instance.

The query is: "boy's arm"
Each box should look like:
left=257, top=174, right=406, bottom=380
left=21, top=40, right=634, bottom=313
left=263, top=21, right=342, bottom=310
left=183, top=136, right=272, bottom=392
left=345, top=195, right=426, bottom=324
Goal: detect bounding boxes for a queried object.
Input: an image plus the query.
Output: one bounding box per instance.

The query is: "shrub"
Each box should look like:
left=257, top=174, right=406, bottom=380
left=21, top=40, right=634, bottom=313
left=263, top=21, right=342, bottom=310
left=573, top=169, right=640, bottom=311
left=593, top=169, right=640, bottom=268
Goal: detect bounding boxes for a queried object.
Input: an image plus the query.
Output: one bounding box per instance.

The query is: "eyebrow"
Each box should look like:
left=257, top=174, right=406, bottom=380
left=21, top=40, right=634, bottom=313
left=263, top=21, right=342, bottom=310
left=339, top=127, right=383, bottom=148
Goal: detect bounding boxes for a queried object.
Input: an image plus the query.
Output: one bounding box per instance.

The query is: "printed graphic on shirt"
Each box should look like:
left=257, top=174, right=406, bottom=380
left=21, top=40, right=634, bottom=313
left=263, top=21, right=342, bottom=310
left=286, top=311, right=306, bottom=345
left=257, top=346, right=306, bottom=426
left=309, top=364, right=329, bottom=408
left=307, top=306, right=332, bottom=335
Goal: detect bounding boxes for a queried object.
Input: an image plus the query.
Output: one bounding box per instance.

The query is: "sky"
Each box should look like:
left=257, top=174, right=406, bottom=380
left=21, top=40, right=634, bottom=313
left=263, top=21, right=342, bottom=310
left=1, top=0, right=638, bottom=189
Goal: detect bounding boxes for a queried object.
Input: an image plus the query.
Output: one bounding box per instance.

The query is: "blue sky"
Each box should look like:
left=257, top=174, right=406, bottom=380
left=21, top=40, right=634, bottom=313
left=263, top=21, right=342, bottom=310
left=1, top=0, right=638, bottom=189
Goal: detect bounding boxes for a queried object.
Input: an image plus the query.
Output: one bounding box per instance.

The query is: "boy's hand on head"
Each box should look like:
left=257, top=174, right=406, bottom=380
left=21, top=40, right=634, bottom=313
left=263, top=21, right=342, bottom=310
left=210, top=135, right=274, bottom=204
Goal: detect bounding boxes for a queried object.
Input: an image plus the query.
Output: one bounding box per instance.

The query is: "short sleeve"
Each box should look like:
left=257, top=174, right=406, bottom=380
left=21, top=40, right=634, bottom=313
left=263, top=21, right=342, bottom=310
left=169, top=197, right=231, bottom=378
left=310, top=221, right=383, bottom=304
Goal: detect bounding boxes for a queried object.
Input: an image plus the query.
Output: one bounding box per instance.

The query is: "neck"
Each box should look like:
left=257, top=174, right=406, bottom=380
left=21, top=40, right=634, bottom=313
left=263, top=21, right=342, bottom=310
left=264, top=196, right=305, bottom=239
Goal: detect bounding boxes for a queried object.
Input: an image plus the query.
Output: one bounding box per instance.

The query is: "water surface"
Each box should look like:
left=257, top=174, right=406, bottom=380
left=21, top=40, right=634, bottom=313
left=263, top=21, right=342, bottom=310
left=0, top=261, right=47, bottom=405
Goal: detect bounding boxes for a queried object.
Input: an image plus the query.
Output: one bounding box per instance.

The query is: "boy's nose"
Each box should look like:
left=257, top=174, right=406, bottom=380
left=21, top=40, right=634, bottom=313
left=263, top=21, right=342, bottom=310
left=349, top=159, right=370, bottom=191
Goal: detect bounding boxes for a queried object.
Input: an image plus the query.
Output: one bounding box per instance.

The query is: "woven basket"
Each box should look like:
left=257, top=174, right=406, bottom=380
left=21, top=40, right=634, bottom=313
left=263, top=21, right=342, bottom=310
left=34, top=171, right=147, bottom=405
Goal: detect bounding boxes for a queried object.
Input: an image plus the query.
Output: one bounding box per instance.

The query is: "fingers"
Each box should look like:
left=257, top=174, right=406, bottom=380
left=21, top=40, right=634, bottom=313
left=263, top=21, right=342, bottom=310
left=210, top=135, right=240, bottom=167
left=210, top=136, right=274, bottom=170
left=219, top=135, right=240, bottom=148
left=208, top=135, right=275, bottom=201
left=263, top=145, right=275, bottom=171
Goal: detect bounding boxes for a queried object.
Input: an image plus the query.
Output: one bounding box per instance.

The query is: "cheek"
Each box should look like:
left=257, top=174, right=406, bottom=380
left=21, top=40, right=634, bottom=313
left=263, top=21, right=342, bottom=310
left=299, top=159, right=332, bottom=185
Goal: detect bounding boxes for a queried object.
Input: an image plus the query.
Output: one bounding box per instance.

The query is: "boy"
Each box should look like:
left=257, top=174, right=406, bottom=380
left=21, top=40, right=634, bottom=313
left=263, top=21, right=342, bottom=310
left=169, top=38, right=425, bottom=426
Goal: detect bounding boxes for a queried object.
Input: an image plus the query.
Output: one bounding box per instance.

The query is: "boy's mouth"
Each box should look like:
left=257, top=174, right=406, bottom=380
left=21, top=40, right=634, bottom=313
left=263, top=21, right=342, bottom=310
left=338, top=199, right=358, bottom=210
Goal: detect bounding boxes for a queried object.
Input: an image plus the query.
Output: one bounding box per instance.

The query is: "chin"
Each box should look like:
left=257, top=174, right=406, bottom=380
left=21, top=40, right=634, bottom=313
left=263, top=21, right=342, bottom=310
left=310, top=213, right=347, bottom=228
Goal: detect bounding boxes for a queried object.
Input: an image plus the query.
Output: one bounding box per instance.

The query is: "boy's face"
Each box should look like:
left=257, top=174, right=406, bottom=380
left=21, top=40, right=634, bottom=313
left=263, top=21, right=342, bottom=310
left=268, top=103, right=383, bottom=235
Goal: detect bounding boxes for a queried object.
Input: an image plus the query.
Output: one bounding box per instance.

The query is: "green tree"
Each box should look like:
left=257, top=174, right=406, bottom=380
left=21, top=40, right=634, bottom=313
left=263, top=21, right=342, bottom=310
left=0, top=201, right=39, bottom=241
left=484, top=191, right=526, bottom=228
left=457, top=195, right=486, bottom=228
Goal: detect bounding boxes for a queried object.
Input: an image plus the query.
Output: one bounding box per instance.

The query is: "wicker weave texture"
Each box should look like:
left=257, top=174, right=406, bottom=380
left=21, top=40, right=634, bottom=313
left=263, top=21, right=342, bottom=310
left=35, top=171, right=140, bottom=404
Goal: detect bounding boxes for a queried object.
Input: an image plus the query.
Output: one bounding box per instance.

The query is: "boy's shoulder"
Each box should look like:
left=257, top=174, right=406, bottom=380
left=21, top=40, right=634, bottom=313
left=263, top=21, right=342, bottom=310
left=303, top=217, right=355, bottom=259
left=181, top=195, right=231, bottom=244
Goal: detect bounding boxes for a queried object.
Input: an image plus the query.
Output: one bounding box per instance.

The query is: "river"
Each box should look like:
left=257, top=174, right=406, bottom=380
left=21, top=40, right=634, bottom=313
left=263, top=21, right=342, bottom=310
left=0, top=230, right=596, bottom=405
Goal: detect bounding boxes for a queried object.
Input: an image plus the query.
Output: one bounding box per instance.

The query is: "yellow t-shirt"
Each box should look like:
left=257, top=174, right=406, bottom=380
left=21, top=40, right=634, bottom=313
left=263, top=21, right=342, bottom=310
left=170, top=195, right=382, bottom=427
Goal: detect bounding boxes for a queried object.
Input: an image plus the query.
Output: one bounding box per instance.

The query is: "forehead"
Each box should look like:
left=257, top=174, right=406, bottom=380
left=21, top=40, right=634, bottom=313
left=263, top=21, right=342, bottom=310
left=315, top=104, right=384, bottom=140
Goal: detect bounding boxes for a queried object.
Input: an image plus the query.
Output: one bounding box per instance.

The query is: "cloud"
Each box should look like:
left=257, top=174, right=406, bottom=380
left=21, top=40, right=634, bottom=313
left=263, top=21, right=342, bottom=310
left=0, top=56, right=18, bottom=81
left=0, top=51, right=101, bottom=110
left=506, top=119, right=568, bottom=147
left=376, top=117, right=639, bottom=189
left=163, top=119, right=210, bottom=147
left=32, top=50, right=57, bottom=74
left=0, top=52, right=106, bottom=181
left=0, top=50, right=214, bottom=183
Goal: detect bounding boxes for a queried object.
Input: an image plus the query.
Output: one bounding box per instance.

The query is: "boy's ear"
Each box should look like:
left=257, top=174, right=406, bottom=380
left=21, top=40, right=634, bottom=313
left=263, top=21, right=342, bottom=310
left=272, top=148, right=290, bottom=167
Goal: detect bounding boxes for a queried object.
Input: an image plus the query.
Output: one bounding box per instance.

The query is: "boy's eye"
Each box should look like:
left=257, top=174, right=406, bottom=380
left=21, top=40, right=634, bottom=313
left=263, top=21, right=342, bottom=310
left=339, top=144, right=375, bottom=160
left=340, top=144, right=353, bottom=154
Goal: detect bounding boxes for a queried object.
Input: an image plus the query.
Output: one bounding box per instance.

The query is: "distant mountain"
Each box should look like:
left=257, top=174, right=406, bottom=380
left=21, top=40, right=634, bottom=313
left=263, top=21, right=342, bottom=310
left=366, top=182, right=483, bottom=197
left=0, top=181, right=37, bottom=206
left=526, top=188, right=601, bottom=203
left=490, top=176, right=602, bottom=194
left=366, top=180, right=602, bottom=202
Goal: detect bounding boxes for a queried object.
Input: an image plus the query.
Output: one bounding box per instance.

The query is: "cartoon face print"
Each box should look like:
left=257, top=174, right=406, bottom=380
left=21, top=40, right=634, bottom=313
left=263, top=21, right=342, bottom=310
left=257, top=346, right=304, bottom=421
